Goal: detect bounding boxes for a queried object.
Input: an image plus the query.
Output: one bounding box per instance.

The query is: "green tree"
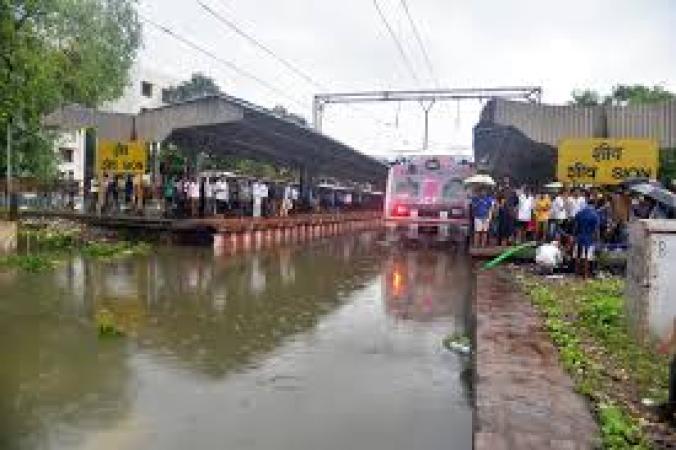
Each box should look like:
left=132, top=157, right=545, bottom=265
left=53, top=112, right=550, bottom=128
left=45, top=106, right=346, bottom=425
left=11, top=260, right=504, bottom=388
left=569, top=85, right=675, bottom=107
left=609, top=84, right=675, bottom=106
left=569, top=89, right=602, bottom=107
left=0, top=0, right=141, bottom=179
left=163, top=73, right=222, bottom=104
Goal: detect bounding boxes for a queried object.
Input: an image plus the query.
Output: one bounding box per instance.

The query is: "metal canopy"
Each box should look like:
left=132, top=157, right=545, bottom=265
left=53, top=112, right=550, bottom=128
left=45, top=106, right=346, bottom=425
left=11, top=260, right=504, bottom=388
left=45, top=95, right=387, bottom=184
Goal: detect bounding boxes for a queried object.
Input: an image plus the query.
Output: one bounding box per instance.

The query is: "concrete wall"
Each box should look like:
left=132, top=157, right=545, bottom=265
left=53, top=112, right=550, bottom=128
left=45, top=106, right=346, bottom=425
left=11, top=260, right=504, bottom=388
left=0, top=220, right=17, bottom=254
left=44, top=106, right=135, bottom=141
left=136, top=96, right=244, bottom=142
left=625, top=220, right=676, bottom=346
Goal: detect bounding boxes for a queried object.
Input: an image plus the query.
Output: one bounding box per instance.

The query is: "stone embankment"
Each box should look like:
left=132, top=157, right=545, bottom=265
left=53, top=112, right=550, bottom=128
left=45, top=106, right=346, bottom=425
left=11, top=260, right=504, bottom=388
left=473, top=268, right=599, bottom=449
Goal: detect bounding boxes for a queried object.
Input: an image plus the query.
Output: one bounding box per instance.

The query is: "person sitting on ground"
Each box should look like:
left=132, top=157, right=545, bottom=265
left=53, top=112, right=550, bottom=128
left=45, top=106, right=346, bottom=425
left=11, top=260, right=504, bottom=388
left=573, top=203, right=600, bottom=279
left=534, top=191, right=552, bottom=242
left=535, top=240, right=563, bottom=274
left=471, top=187, right=494, bottom=248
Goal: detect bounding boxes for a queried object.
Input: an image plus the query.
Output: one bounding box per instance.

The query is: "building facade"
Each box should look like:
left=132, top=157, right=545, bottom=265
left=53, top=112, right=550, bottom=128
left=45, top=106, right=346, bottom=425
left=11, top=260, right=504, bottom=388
left=55, top=63, right=177, bottom=185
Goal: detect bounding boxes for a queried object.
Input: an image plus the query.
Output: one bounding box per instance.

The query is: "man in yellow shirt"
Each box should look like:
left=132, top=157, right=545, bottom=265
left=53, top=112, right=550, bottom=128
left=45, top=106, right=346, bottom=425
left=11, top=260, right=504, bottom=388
left=534, top=192, right=552, bottom=242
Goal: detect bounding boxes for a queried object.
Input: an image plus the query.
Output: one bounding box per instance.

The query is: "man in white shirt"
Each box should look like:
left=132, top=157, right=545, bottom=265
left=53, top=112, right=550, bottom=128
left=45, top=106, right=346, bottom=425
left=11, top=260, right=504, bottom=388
left=204, top=177, right=216, bottom=216
left=516, top=188, right=534, bottom=243
left=550, top=191, right=567, bottom=239
left=188, top=178, right=200, bottom=217
left=215, top=177, right=229, bottom=215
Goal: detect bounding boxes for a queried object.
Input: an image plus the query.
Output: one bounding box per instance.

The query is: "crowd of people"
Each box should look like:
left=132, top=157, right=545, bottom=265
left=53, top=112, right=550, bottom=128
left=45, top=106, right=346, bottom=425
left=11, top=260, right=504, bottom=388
left=470, top=180, right=675, bottom=278
left=92, top=173, right=382, bottom=219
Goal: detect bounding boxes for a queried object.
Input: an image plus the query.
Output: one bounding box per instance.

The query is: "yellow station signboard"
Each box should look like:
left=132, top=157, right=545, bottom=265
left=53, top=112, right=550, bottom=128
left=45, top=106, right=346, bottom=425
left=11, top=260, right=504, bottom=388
left=557, top=138, right=659, bottom=185
left=96, top=140, right=147, bottom=174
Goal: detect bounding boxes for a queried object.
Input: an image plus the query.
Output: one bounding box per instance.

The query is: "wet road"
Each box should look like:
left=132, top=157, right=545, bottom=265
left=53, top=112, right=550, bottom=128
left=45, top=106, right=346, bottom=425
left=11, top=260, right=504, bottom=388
left=0, top=233, right=472, bottom=450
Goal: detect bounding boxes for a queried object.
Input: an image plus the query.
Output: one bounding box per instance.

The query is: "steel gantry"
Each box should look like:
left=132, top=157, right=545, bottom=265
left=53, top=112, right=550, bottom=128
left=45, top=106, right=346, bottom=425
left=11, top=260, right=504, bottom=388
left=312, top=86, right=543, bottom=149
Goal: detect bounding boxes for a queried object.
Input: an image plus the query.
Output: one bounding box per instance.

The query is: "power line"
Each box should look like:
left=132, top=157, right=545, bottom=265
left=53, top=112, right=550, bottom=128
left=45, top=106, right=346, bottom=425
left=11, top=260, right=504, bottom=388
left=193, top=1, right=410, bottom=143
left=195, top=0, right=326, bottom=91
left=399, top=0, right=438, bottom=87
left=372, top=0, right=421, bottom=86
left=138, top=13, right=307, bottom=110
left=141, top=8, right=409, bottom=148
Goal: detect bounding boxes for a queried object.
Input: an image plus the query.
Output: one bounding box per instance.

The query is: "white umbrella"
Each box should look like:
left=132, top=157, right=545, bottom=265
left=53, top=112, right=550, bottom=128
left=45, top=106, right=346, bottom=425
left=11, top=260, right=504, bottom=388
left=464, top=174, right=495, bottom=186
left=544, top=181, right=563, bottom=190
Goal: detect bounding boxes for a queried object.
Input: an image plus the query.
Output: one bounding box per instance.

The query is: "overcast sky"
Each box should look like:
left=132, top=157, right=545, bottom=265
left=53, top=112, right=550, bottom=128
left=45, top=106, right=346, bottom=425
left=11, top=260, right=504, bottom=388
left=138, top=0, right=676, bottom=156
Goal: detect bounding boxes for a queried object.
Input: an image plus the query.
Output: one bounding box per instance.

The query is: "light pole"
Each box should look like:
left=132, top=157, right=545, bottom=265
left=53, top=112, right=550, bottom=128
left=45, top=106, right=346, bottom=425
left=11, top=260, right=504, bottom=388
left=5, top=121, right=10, bottom=211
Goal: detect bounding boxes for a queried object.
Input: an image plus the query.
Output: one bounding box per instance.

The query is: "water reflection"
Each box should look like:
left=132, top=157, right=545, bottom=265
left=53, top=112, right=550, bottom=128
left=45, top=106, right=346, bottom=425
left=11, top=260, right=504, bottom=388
left=1, top=234, right=472, bottom=450
left=383, top=250, right=470, bottom=323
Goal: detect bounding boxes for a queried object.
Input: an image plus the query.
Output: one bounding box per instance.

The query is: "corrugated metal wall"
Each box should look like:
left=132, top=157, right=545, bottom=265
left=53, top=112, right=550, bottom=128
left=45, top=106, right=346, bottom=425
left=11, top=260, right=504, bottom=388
left=483, top=99, right=676, bottom=148
left=607, top=100, right=676, bottom=147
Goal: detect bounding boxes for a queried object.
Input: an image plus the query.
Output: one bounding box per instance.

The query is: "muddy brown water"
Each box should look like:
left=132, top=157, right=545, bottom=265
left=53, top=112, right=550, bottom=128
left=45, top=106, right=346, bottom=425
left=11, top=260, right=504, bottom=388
left=0, top=233, right=472, bottom=450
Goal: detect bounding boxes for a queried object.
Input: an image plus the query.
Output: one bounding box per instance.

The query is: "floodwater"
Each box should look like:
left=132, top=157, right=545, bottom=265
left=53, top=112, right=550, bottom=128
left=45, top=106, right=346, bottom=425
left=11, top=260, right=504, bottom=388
left=0, top=233, right=472, bottom=450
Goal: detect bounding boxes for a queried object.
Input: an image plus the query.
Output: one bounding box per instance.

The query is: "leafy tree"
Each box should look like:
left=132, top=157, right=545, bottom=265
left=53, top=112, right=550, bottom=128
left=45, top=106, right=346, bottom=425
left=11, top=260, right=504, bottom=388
left=569, top=85, right=675, bottom=107
left=162, top=73, right=222, bottom=104
left=0, top=0, right=141, bottom=180
left=569, top=89, right=602, bottom=107
left=609, top=84, right=675, bottom=106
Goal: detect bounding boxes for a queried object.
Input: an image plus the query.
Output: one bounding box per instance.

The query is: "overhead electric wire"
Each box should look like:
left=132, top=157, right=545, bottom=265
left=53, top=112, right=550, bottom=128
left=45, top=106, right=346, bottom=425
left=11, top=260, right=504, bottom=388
left=194, top=0, right=409, bottom=143
left=399, top=0, right=438, bottom=87
left=138, top=13, right=307, bottom=110
left=195, top=0, right=325, bottom=91
left=372, top=0, right=421, bottom=86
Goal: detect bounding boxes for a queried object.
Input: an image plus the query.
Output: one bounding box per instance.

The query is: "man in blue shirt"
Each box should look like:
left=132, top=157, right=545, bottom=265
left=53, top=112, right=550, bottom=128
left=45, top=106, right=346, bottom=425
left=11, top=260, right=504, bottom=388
left=574, top=203, right=600, bottom=279
left=471, top=188, right=494, bottom=248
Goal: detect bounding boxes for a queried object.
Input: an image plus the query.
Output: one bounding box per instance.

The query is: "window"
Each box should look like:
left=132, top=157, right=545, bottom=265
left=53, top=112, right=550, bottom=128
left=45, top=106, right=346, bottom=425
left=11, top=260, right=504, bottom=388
left=442, top=180, right=465, bottom=199
left=141, top=81, right=153, bottom=98
left=394, top=179, right=420, bottom=198
left=59, top=148, right=74, bottom=163
left=161, top=88, right=171, bottom=103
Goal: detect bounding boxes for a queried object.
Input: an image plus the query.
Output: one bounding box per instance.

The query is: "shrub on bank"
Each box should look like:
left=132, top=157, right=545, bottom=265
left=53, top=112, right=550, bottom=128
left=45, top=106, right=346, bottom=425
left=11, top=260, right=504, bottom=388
left=522, top=275, right=670, bottom=449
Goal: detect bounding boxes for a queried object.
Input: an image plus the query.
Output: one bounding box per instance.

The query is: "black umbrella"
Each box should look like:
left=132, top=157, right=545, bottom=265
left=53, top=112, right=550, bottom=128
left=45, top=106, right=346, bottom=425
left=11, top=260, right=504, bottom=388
left=630, top=183, right=676, bottom=209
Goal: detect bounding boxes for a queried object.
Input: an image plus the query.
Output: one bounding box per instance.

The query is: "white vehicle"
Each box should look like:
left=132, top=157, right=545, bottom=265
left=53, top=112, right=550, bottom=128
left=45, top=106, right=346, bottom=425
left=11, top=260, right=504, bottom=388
left=384, top=155, right=474, bottom=239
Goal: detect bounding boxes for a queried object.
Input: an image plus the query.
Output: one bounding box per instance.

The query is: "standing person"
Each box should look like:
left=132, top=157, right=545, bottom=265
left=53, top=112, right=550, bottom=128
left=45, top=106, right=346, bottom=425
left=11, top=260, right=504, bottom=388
left=573, top=203, right=600, bottom=279
left=596, top=196, right=612, bottom=242
left=471, top=187, right=494, bottom=248
left=188, top=177, right=200, bottom=217
left=549, top=190, right=567, bottom=240
left=534, top=192, right=552, bottom=242
left=133, top=173, right=143, bottom=215
left=495, top=195, right=515, bottom=246
left=163, top=176, right=175, bottom=217
left=109, top=175, right=119, bottom=213
left=215, top=176, right=229, bottom=215
left=610, top=188, right=631, bottom=242
left=124, top=175, right=134, bottom=210
left=516, top=187, right=534, bottom=243
left=281, top=184, right=292, bottom=217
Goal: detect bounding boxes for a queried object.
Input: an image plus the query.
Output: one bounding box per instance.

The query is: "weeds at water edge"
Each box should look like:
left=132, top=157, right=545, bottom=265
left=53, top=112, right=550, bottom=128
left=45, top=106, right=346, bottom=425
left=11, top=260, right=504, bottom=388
left=522, top=276, right=665, bottom=449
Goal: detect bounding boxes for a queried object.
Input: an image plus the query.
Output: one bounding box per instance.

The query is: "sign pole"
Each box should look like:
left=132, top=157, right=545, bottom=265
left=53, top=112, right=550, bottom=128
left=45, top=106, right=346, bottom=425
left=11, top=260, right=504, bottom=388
left=6, top=121, right=10, bottom=202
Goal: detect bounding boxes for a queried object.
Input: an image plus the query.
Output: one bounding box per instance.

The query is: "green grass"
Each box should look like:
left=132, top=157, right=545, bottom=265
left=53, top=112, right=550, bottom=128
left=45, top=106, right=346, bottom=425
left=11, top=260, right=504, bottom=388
left=95, top=309, right=126, bottom=337
left=1, top=228, right=151, bottom=273
left=82, top=241, right=150, bottom=259
left=522, top=276, right=666, bottom=449
left=18, top=228, right=80, bottom=251
left=0, top=254, right=55, bottom=272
